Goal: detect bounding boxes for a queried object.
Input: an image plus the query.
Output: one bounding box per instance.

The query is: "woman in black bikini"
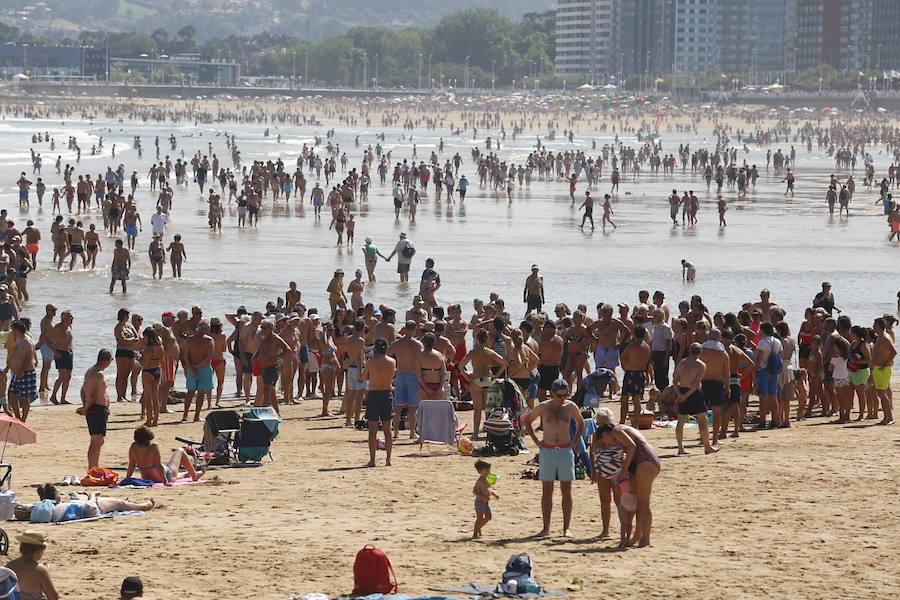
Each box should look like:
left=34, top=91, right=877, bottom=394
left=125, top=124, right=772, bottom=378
left=138, top=327, right=164, bottom=427
left=113, top=309, right=139, bottom=403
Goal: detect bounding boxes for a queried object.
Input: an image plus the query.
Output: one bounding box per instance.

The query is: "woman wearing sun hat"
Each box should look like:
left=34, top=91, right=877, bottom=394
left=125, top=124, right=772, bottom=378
left=5, top=529, right=59, bottom=600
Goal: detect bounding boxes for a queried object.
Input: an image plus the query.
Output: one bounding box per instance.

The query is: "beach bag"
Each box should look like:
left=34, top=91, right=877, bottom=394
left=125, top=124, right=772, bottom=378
left=30, top=499, right=55, bottom=523
left=502, top=553, right=534, bottom=584
left=766, top=343, right=784, bottom=375
left=352, top=545, right=397, bottom=596
left=0, top=490, right=15, bottom=521
left=80, top=467, right=119, bottom=487
left=401, top=240, right=416, bottom=259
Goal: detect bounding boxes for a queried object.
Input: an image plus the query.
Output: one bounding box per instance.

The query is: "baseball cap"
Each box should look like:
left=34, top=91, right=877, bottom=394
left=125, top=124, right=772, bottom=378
left=550, top=378, right=569, bottom=392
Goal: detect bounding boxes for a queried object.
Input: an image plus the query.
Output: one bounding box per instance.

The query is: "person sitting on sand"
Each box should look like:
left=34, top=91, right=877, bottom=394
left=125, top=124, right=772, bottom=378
left=126, top=426, right=204, bottom=484
left=5, top=530, right=60, bottom=600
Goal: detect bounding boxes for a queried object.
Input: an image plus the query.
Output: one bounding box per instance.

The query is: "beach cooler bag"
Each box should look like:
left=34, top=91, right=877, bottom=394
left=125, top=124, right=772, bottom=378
left=0, top=490, right=15, bottom=522
left=352, top=545, right=397, bottom=595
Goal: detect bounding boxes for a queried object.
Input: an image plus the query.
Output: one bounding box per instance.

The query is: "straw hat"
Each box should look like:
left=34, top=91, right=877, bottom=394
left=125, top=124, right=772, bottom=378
left=16, top=530, right=46, bottom=547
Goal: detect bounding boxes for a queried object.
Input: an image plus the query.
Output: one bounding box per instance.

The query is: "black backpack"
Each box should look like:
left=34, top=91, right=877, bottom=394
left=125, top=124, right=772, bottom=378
left=401, top=240, right=416, bottom=259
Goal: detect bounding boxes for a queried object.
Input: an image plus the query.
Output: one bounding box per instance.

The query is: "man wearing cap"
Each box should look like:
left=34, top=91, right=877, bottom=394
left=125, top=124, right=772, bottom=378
left=363, top=338, right=397, bottom=466
left=523, top=265, right=544, bottom=316
left=387, top=232, right=415, bottom=283
left=6, top=530, right=59, bottom=600
left=523, top=379, right=585, bottom=537
left=673, top=343, right=718, bottom=455
left=389, top=321, right=424, bottom=439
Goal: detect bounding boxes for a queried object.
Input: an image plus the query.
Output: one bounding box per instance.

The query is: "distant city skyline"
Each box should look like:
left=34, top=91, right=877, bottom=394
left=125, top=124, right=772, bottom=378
left=555, top=0, right=900, bottom=80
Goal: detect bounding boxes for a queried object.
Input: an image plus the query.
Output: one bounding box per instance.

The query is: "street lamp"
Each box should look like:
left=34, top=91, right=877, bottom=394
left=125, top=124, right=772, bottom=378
left=427, top=54, right=432, bottom=89
left=374, top=53, right=378, bottom=89
left=491, top=59, right=495, bottom=91
left=418, top=52, right=422, bottom=89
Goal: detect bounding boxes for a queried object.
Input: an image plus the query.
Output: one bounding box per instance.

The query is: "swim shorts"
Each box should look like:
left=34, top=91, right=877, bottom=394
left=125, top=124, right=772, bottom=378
left=847, top=368, right=870, bottom=387
left=365, top=389, right=394, bottom=422
left=538, top=364, right=560, bottom=390
left=538, top=447, right=576, bottom=482
left=872, top=366, right=892, bottom=391
left=346, top=366, right=367, bottom=391
left=701, top=379, right=727, bottom=407
left=40, top=344, right=53, bottom=362
left=394, top=371, right=420, bottom=407
left=186, top=364, right=214, bottom=391
left=677, top=387, right=707, bottom=416
left=756, top=370, right=778, bottom=397
left=622, top=370, right=646, bottom=396
left=474, top=500, right=491, bottom=515
left=86, top=405, right=109, bottom=436
left=55, top=350, right=74, bottom=371
left=9, top=370, right=37, bottom=401
left=261, top=364, right=279, bottom=386
left=594, top=346, right=619, bottom=370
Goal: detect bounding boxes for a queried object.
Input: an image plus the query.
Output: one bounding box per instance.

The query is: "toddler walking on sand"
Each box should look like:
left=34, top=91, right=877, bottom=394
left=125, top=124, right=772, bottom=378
left=473, top=460, right=498, bottom=538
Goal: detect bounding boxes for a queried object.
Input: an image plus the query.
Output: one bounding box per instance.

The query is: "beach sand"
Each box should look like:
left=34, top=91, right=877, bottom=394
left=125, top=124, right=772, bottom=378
left=3, top=386, right=898, bottom=600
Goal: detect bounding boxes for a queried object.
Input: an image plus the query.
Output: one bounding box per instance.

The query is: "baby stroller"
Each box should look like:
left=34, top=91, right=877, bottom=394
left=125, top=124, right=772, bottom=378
left=0, top=465, right=11, bottom=555
left=572, top=368, right=616, bottom=410
left=481, top=379, right=527, bottom=456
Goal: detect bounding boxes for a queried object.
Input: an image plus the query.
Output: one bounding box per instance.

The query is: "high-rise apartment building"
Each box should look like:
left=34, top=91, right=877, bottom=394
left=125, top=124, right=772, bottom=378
left=613, top=0, right=676, bottom=77
left=673, top=0, right=718, bottom=74
left=554, top=0, right=613, bottom=79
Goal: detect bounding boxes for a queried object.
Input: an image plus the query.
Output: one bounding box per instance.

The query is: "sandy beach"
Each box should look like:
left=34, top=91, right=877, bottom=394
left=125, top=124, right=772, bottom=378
left=3, top=384, right=898, bottom=600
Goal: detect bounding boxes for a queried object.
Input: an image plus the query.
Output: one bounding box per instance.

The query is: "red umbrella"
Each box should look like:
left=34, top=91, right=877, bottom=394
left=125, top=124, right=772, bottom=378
left=0, top=415, right=36, bottom=462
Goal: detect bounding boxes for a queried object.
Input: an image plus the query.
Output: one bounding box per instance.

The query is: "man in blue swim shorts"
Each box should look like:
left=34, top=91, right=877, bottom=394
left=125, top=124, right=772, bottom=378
left=183, top=321, right=215, bottom=422
left=389, top=321, right=424, bottom=440
left=523, top=379, right=585, bottom=538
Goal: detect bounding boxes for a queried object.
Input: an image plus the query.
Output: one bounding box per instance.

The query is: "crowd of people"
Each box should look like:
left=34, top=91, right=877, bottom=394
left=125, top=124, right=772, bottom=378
left=0, top=98, right=897, bottom=599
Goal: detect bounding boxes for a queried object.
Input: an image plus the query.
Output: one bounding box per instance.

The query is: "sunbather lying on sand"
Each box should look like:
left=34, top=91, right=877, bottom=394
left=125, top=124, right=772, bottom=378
left=33, top=483, right=155, bottom=520
left=126, top=425, right=204, bottom=484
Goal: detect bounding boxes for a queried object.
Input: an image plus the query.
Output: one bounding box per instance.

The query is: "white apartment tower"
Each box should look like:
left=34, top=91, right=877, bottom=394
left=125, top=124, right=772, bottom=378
left=554, top=0, right=614, bottom=79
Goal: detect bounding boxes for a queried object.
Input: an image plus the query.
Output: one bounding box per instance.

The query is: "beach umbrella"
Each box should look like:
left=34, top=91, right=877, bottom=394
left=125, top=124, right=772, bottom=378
left=12, top=74, right=28, bottom=81
left=577, top=84, right=594, bottom=91
left=0, top=415, right=36, bottom=462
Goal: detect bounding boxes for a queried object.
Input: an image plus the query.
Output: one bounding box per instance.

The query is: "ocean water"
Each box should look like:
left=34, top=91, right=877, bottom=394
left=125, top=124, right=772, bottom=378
left=0, top=112, right=897, bottom=391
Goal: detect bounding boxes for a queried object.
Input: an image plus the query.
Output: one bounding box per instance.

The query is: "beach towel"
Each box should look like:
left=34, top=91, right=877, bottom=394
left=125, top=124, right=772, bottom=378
left=117, top=477, right=203, bottom=489
left=53, top=510, right=145, bottom=525
left=118, top=477, right=154, bottom=488
left=415, top=400, right=458, bottom=446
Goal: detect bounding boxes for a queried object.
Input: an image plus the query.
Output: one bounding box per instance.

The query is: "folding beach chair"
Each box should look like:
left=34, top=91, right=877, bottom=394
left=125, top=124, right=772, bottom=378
left=176, top=410, right=241, bottom=466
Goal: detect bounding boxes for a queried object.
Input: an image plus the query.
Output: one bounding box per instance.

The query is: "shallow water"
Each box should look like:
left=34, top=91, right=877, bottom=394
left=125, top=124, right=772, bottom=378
left=1, top=112, right=898, bottom=390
